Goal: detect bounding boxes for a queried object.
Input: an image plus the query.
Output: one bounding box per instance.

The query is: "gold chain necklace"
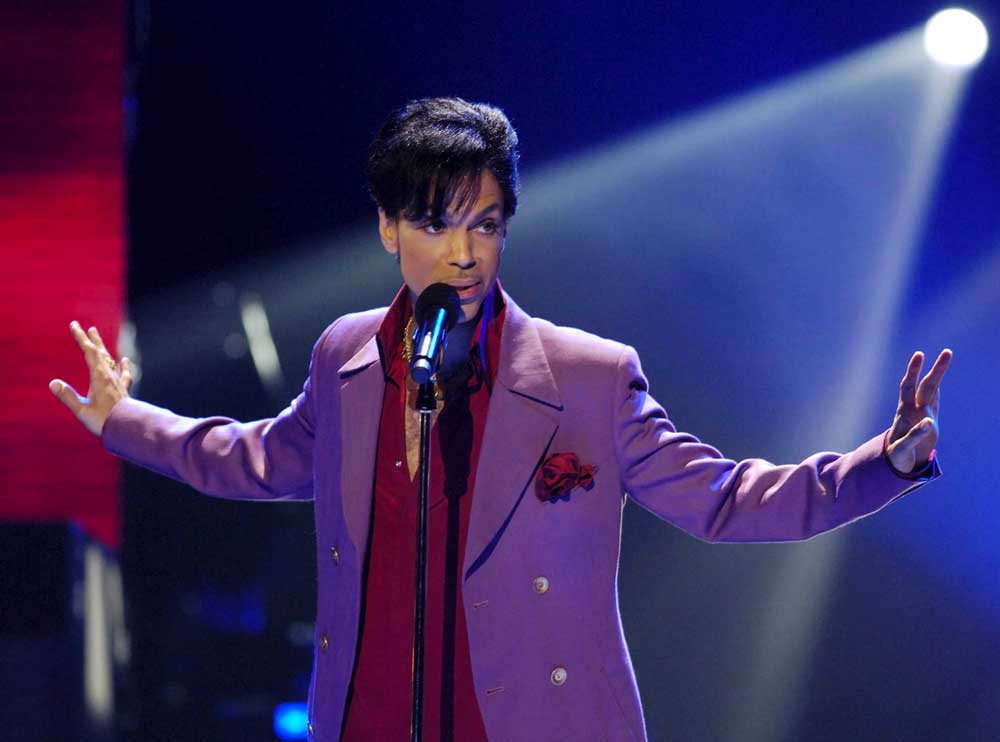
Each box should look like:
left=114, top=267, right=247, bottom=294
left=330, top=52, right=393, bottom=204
left=402, top=316, right=416, bottom=363
left=402, top=316, right=443, bottom=400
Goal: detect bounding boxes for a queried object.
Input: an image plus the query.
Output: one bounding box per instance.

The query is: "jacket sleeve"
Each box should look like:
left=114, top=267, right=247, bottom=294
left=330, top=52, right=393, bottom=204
left=612, top=344, right=941, bottom=542
left=99, top=323, right=336, bottom=501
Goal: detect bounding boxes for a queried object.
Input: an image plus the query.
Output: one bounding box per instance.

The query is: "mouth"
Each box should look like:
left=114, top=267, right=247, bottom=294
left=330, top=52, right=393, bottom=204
left=447, top=281, right=481, bottom=302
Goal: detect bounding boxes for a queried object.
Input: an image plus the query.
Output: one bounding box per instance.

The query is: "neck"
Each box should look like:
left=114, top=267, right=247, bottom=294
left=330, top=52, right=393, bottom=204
left=439, top=305, right=481, bottom=378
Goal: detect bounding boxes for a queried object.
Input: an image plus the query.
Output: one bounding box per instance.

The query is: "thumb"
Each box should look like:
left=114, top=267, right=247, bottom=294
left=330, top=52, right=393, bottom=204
left=49, top=379, right=85, bottom=417
left=890, top=417, right=934, bottom=455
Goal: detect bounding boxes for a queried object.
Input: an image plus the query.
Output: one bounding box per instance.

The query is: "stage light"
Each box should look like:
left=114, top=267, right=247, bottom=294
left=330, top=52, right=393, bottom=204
left=274, top=702, right=309, bottom=740
left=924, top=8, right=989, bottom=67
left=240, top=292, right=285, bottom=394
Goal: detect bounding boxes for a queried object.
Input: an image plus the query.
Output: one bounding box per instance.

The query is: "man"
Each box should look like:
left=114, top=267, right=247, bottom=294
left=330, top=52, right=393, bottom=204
left=51, top=97, right=951, bottom=741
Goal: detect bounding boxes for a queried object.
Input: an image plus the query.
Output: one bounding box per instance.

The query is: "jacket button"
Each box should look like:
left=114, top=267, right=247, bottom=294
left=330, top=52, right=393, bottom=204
left=532, top=576, right=549, bottom=594
left=319, top=633, right=330, bottom=652
left=330, top=545, right=340, bottom=565
left=551, top=666, right=568, bottom=685
left=308, top=722, right=314, bottom=736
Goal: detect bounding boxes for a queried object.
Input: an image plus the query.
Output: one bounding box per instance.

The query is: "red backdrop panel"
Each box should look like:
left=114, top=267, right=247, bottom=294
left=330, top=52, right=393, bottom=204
left=0, top=1, right=124, bottom=549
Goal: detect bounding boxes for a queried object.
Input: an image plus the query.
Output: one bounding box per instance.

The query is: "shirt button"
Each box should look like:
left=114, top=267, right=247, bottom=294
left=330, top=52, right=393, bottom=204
left=551, top=666, right=568, bottom=686
left=319, top=633, right=330, bottom=652
left=532, top=576, right=549, bottom=594
left=330, top=545, right=340, bottom=565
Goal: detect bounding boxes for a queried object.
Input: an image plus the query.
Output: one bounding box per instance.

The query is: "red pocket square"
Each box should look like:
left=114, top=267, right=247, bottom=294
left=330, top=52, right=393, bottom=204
left=535, top=452, right=598, bottom=501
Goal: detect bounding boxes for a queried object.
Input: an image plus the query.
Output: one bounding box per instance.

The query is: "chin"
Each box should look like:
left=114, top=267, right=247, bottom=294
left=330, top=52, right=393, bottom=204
left=459, top=301, right=482, bottom=324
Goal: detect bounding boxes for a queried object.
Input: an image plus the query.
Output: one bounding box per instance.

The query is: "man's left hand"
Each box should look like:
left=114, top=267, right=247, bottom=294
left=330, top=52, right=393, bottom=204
left=886, top=348, right=953, bottom=474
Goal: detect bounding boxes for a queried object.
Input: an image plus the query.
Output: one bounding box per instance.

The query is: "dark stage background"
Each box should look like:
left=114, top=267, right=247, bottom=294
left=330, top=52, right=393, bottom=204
left=10, top=1, right=1000, bottom=740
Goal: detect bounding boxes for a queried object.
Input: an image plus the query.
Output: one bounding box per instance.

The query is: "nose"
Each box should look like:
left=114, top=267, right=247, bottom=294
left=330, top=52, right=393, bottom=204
left=447, top=230, right=476, bottom=270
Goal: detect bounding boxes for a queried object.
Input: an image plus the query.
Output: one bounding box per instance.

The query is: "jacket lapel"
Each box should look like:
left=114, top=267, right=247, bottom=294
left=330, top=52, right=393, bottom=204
left=331, top=290, right=563, bottom=580
left=337, top=333, right=384, bottom=558
left=464, top=291, right=563, bottom=581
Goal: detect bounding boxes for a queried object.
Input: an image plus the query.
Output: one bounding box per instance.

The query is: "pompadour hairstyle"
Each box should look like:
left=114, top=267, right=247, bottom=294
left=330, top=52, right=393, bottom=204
left=365, top=97, right=520, bottom=222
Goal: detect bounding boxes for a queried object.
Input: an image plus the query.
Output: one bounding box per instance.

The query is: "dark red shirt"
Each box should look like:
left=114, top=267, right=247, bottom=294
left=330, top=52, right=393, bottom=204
left=341, top=283, right=505, bottom=741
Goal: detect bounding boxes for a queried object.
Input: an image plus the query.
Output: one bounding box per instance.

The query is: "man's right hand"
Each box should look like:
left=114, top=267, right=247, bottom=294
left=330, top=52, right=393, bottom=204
left=49, top=321, right=133, bottom=437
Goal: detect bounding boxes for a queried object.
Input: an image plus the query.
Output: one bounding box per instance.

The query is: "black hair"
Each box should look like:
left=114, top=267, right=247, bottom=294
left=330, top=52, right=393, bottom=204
left=365, top=97, right=520, bottom=222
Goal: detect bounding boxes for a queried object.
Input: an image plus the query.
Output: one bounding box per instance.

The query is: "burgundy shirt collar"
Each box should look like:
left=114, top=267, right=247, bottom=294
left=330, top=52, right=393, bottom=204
left=375, top=280, right=507, bottom=392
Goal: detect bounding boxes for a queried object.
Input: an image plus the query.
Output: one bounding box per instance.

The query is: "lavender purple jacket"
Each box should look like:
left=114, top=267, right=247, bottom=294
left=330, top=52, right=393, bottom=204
left=101, top=288, right=940, bottom=741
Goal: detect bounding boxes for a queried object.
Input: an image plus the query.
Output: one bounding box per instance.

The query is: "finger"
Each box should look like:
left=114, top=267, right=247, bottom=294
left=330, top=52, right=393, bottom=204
left=928, top=389, right=941, bottom=423
left=121, top=357, right=134, bottom=392
left=70, top=320, right=99, bottom=362
left=916, top=348, right=953, bottom=406
left=49, top=379, right=85, bottom=416
left=87, top=326, right=121, bottom=375
left=891, top=417, right=936, bottom=456
left=88, top=325, right=110, bottom=356
left=898, top=351, right=924, bottom=407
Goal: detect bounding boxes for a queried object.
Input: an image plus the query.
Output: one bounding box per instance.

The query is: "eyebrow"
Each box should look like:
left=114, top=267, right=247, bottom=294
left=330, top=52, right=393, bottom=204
left=468, top=202, right=501, bottom=220
left=420, top=202, right=502, bottom=223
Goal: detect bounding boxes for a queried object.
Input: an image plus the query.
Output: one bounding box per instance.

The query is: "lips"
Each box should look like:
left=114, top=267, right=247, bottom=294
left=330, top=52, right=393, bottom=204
left=447, top=281, right=481, bottom=302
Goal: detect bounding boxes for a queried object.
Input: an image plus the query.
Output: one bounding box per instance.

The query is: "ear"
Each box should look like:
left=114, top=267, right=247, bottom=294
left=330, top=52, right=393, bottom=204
left=378, top=209, right=399, bottom=256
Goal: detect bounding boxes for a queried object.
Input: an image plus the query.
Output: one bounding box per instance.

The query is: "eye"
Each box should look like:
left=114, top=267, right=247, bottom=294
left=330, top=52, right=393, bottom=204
left=421, top=219, right=447, bottom=234
left=476, top=220, right=501, bottom=235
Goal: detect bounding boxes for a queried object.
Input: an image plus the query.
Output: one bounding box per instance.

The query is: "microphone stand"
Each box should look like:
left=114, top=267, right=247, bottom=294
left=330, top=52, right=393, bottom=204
left=406, top=285, right=459, bottom=742
left=411, top=378, right=438, bottom=742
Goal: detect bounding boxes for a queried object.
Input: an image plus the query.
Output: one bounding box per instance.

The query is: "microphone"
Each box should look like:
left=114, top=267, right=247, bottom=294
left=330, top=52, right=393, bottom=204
left=409, top=283, right=462, bottom=384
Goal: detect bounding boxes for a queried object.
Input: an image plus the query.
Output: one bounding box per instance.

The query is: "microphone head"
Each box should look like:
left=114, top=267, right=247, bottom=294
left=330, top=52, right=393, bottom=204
left=414, top=283, right=462, bottom=331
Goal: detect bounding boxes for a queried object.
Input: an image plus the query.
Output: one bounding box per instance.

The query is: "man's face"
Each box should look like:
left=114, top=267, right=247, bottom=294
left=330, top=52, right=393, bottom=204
left=378, top=169, right=506, bottom=324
